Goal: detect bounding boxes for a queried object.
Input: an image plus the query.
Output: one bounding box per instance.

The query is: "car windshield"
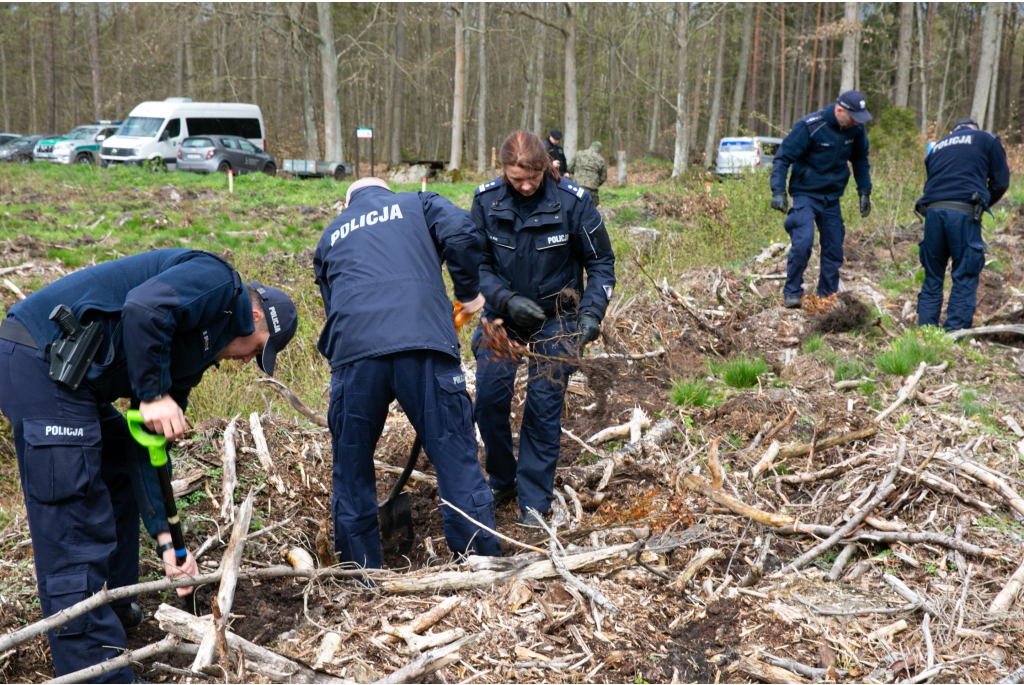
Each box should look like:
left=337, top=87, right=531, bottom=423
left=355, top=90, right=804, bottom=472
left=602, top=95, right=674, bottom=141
left=720, top=141, right=756, bottom=152
left=183, top=138, right=213, bottom=148
left=64, top=127, right=96, bottom=140
left=118, top=117, right=164, bottom=138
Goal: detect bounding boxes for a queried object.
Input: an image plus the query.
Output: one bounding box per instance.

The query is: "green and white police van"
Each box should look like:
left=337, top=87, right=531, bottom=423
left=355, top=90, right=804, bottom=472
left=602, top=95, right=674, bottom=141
left=34, top=122, right=122, bottom=165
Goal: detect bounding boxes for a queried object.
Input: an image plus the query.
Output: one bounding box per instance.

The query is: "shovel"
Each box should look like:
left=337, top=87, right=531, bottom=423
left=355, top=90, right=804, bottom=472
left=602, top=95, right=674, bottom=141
left=126, top=409, right=199, bottom=615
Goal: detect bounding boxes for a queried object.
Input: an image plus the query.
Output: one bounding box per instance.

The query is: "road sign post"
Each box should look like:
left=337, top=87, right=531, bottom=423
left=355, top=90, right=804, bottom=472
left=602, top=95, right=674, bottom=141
left=356, top=127, right=373, bottom=178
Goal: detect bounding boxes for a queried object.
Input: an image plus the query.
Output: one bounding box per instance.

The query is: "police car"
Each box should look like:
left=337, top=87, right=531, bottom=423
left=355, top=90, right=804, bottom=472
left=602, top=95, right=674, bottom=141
left=34, top=122, right=121, bottom=165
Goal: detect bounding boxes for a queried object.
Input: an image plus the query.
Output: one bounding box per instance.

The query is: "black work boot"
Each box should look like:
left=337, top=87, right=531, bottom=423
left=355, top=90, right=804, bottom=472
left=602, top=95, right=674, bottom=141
left=112, top=602, right=144, bottom=633
left=783, top=295, right=803, bottom=309
left=490, top=482, right=518, bottom=505
left=517, top=510, right=547, bottom=528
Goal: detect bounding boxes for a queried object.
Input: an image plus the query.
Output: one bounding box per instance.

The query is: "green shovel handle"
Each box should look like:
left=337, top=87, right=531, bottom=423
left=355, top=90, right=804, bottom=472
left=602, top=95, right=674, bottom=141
left=126, top=409, right=168, bottom=467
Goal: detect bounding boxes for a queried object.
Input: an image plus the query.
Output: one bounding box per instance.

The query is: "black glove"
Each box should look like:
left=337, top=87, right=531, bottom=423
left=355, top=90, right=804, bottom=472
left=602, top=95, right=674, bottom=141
left=770, top=194, right=789, bottom=213
left=577, top=312, right=601, bottom=346
left=859, top=193, right=871, bottom=218
left=505, top=295, right=546, bottom=328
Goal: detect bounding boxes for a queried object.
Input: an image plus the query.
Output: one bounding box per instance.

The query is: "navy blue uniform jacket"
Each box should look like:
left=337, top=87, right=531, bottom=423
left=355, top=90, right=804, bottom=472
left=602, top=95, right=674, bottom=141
left=918, top=128, right=1010, bottom=210
left=313, top=186, right=482, bottom=369
left=770, top=105, right=872, bottom=201
left=472, top=176, right=616, bottom=320
left=8, top=249, right=252, bottom=407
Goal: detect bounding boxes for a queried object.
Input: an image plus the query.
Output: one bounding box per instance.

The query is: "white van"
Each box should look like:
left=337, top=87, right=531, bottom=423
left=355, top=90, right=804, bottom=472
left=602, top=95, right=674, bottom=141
left=100, top=98, right=265, bottom=170
left=715, top=136, right=784, bottom=177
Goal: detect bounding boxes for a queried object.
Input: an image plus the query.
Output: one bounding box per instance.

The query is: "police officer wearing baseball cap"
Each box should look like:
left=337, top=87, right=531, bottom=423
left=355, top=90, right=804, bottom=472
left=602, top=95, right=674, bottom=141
left=915, top=117, right=1010, bottom=331
left=0, top=249, right=297, bottom=682
left=545, top=128, right=568, bottom=172
left=770, top=91, right=873, bottom=308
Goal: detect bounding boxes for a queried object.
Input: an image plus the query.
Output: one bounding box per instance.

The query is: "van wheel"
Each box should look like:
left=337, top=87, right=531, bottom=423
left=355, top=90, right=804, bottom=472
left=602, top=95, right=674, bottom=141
left=145, top=158, right=166, bottom=172
left=333, top=166, right=346, bottom=181
left=16, top=154, right=31, bottom=165
left=218, top=161, right=231, bottom=174
left=263, top=162, right=277, bottom=177
left=75, top=153, right=93, bottom=165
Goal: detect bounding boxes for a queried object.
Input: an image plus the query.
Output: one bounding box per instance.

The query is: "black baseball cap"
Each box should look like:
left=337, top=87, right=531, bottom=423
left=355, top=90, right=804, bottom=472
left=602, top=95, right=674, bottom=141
left=836, top=90, right=873, bottom=123
left=550, top=129, right=563, bottom=140
left=952, top=117, right=979, bottom=132
left=250, top=281, right=298, bottom=376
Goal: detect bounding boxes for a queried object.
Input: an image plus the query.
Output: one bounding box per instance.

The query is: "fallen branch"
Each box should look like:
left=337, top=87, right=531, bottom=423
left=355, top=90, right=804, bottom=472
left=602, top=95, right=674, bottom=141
left=375, top=460, right=438, bottom=486
left=255, top=378, right=329, bottom=427
left=948, top=324, right=1024, bottom=340
left=898, top=466, right=994, bottom=512
left=776, top=425, right=878, bottom=460
left=777, top=452, right=871, bottom=484
left=875, top=362, right=927, bottom=423
left=220, top=413, right=240, bottom=523
left=793, top=593, right=920, bottom=616
left=683, top=474, right=795, bottom=527
left=249, top=412, right=286, bottom=494
left=0, top=262, right=35, bottom=277
left=560, top=418, right=677, bottom=490
left=883, top=573, right=936, bottom=616
left=675, top=548, right=725, bottom=587
left=536, top=513, right=620, bottom=615
left=934, top=451, right=1024, bottom=519
left=777, top=438, right=905, bottom=574
left=750, top=441, right=781, bottom=480
left=826, top=544, right=858, bottom=582
left=44, top=636, right=193, bottom=684
left=381, top=596, right=462, bottom=645
left=761, top=651, right=847, bottom=680
left=989, top=554, right=1024, bottom=615
left=588, top=347, right=666, bottom=360
left=375, top=633, right=483, bottom=684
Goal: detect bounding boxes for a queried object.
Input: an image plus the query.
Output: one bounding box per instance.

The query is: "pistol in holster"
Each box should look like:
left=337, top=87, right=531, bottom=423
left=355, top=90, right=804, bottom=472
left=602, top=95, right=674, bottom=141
left=970, top=192, right=984, bottom=223
left=48, top=305, right=103, bottom=391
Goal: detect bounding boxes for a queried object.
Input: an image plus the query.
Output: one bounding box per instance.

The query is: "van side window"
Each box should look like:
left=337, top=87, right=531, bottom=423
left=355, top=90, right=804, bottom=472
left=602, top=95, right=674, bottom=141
left=165, top=119, right=181, bottom=139
left=187, top=118, right=262, bottom=139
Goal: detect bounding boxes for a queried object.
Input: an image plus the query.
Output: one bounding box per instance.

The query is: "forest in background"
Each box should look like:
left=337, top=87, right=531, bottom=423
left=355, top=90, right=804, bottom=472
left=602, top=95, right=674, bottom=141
left=0, top=2, right=1020, bottom=176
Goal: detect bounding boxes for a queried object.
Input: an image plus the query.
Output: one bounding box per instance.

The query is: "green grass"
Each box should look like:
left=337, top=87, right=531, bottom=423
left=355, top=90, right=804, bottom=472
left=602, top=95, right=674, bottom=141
left=803, top=334, right=824, bottom=353
left=708, top=355, right=769, bottom=389
left=874, top=326, right=953, bottom=375
left=669, top=377, right=714, bottom=408
left=960, top=389, right=992, bottom=422
left=834, top=359, right=868, bottom=382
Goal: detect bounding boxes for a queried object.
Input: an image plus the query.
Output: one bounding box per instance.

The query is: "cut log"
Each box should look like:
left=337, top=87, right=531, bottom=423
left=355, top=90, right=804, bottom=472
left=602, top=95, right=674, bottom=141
left=220, top=414, right=240, bottom=522
left=249, top=412, right=286, bottom=494
left=948, top=324, right=1024, bottom=340
left=45, top=636, right=192, bottom=684
left=989, top=554, right=1024, bottom=615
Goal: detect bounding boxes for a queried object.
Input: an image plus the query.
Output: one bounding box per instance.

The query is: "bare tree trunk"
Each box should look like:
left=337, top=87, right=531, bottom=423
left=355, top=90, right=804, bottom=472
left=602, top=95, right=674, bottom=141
left=937, top=5, right=960, bottom=133
left=317, top=2, right=342, bottom=162
left=840, top=1, right=858, bottom=92
left=521, top=50, right=534, bottom=132
left=0, top=38, right=8, bottom=132
left=392, top=2, right=407, bottom=166
left=250, top=17, right=259, bottom=105
left=728, top=3, right=754, bottom=136
left=287, top=3, right=320, bottom=159
left=29, top=21, right=37, bottom=134
left=212, top=13, right=222, bottom=101
left=69, top=6, right=78, bottom=127
left=44, top=4, right=55, bottom=133
left=985, top=3, right=1004, bottom=131
left=703, top=10, right=727, bottom=167
left=671, top=2, right=689, bottom=177
left=647, top=12, right=665, bottom=153
left=893, top=2, right=913, bottom=107
left=562, top=2, right=578, bottom=162
left=971, top=3, right=1000, bottom=124
left=185, top=6, right=195, bottom=100
left=824, top=3, right=835, bottom=107
left=176, top=13, right=185, bottom=96
left=767, top=18, right=778, bottom=129
left=779, top=3, right=786, bottom=129
left=808, top=2, right=822, bottom=111
left=475, top=2, right=487, bottom=175
left=916, top=2, right=928, bottom=134
left=583, top=4, right=595, bottom=146
left=532, top=13, right=546, bottom=138
left=449, top=2, right=466, bottom=170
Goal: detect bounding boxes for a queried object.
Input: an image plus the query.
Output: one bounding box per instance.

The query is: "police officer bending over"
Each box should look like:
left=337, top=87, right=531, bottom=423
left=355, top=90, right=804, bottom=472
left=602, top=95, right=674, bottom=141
left=916, top=117, right=1010, bottom=332
left=313, top=178, right=500, bottom=569
left=0, top=249, right=297, bottom=683
left=472, top=130, right=616, bottom=528
left=771, top=90, right=873, bottom=308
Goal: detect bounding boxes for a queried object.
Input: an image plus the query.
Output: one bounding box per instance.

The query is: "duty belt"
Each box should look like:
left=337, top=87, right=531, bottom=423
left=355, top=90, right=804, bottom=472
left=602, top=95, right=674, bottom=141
left=0, top=318, right=39, bottom=349
left=921, top=201, right=974, bottom=214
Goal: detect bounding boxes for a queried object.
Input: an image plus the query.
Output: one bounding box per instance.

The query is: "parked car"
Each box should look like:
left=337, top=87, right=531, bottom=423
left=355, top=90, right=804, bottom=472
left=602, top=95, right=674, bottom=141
left=0, top=134, right=54, bottom=164
left=101, top=97, right=265, bottom=170
left=715, top=136, right=784, bottom=177
left=176, top=135, right=277, bottom=176
left=34, top=122, right=121, bottom=164
left=0, top=133, right=22, bottom=146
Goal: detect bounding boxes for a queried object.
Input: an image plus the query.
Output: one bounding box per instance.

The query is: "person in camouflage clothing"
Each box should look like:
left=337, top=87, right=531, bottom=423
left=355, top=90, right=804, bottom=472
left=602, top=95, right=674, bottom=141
left=568, top=141, right=608, bottom=207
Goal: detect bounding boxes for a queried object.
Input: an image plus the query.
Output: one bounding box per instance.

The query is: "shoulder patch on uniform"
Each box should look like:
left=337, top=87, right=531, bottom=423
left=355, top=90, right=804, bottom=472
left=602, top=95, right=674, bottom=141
left=558, top=177, right=588, bottom=199
left=475, top=178, right=501, bottom=196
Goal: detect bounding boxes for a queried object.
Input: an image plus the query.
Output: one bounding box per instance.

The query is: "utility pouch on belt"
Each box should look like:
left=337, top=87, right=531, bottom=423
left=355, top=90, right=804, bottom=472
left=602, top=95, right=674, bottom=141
left=48, top=305, right=103, bottom=391
left=970, top=192, right=984, bottom=223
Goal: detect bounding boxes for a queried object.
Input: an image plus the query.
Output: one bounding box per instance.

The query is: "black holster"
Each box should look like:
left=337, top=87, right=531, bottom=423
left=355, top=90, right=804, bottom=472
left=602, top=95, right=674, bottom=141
left=48, top=305, right=103, bottom=391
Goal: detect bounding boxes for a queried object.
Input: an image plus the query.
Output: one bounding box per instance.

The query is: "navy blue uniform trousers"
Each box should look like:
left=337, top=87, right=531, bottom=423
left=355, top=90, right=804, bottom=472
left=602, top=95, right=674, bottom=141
left=472, top=316, right=576, bottom=516
left=0, top=337, right=138, bottom=683
left=328, top=350, right=499, bottom=568
left=917, top=208, right=987, bottom=332
left=783, top=196, right=847, bottom=298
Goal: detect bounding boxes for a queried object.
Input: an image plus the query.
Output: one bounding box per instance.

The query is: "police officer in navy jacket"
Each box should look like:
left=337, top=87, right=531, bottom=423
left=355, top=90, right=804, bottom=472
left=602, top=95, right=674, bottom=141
left=771, top=91, right=873, bottom=308
left=0, top=249, right=297, bottom=683
left=916, top=117, right=1010, bottom=331
left=472, top=130, right=616, bottom=528
left=313, top=177, right=500, bottom=568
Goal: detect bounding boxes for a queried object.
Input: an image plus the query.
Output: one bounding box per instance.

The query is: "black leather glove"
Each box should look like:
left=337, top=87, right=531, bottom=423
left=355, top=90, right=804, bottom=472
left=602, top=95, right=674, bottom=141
left=505, top=295, right=546, bottom=328
left=577, top=312, right=601, bottom=346
left=770, top=194, right=789, bottom=213
left=859, top=193, right=871, bottom=218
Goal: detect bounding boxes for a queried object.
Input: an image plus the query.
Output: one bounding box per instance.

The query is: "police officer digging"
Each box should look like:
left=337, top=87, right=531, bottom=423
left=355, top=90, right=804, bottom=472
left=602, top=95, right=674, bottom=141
left=313, top=177, right=500, bottom=569
left=915, top=118, right=1010, bottom=332
left=0, top=250, right=297, bottom=683
left=568, top=141, right=608, bottom=207
left=472, top=130, right=616, bottom=528
left=771, top=91, right=873, bottom=308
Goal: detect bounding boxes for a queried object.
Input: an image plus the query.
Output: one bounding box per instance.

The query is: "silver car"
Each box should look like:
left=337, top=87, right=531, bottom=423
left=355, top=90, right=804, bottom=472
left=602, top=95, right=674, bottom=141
left=176, top=135, right=276, bottom=175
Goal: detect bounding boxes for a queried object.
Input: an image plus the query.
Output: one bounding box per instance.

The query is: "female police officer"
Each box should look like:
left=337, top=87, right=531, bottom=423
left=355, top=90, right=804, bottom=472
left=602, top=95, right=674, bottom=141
left=471, top=130, right=616, bottom=527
